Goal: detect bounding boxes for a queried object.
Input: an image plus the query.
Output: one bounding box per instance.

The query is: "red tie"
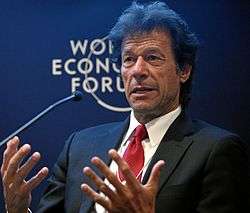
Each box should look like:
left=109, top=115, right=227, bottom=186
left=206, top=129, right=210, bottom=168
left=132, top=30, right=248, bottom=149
left=118, top=124, right=148, bottom=182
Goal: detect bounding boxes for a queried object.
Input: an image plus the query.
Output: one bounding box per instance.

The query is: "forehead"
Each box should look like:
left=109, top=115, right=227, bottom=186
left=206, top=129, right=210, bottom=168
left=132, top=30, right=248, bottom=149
left=121, top=30, right=172, bottom=54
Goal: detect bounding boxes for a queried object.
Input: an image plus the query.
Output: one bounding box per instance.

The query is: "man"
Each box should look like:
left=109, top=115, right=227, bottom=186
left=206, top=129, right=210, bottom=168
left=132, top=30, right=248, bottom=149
left=1, top=2, right=249, bottom=213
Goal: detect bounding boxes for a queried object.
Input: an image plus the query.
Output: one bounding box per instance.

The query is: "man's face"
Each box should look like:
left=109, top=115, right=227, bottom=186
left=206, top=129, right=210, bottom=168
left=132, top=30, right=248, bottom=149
left=121, top=30, right=190, bottom=119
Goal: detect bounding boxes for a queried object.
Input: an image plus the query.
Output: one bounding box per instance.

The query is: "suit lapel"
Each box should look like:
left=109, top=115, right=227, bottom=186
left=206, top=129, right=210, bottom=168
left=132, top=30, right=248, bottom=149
left=142, top=111, right=194, bottom=192
left=95, top=117, right=130, bottom=167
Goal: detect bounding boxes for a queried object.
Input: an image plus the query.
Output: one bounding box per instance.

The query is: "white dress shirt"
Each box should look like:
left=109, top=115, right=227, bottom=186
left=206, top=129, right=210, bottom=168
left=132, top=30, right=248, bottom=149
left=95, top=106, right=181, bottom=212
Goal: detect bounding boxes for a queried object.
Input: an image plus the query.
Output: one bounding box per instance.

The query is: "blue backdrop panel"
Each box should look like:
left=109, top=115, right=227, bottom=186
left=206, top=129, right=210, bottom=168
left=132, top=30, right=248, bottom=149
left=0, top=0, right=249, bottom=211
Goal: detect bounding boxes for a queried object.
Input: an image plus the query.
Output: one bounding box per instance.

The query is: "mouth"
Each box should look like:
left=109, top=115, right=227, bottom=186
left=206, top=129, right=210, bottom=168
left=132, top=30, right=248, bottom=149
left=130, top=86, right=156, bottom=95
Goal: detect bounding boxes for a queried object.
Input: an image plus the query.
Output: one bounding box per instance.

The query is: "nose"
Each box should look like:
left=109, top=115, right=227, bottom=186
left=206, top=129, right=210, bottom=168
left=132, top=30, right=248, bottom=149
left=133, top=56, right=149, bottom=81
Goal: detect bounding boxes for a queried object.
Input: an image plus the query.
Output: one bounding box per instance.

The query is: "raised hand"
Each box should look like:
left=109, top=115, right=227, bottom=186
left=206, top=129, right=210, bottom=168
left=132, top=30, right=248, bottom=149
left=1, top=136, right=48, bottom=213
left=81, top=149, right=165, bottom=213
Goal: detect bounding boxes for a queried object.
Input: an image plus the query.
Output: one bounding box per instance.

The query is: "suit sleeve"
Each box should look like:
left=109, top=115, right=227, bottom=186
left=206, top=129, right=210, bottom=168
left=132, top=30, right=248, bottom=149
left=35, top=133, right=76, bottom=213
left=197, top=135, right=250, bottom=213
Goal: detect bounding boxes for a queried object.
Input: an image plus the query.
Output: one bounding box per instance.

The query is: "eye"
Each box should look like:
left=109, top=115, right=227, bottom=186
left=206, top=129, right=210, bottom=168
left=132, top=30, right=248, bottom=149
left=146, top=54, right=161, bottom=61
left=124, top=56, right=134, bottom=62
left=145, top=53, right=165, bottom=66
left=122, top=55, right=136, bottom=67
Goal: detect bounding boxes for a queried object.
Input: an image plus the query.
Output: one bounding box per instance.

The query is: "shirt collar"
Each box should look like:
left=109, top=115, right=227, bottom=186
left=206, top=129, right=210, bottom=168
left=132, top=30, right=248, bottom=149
left=123, top=106, right=182, bottom=147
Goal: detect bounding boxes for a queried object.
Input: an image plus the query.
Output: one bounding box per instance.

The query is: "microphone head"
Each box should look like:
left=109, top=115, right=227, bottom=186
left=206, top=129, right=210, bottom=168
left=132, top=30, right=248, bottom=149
left=72, top=90, right=83, bottom=101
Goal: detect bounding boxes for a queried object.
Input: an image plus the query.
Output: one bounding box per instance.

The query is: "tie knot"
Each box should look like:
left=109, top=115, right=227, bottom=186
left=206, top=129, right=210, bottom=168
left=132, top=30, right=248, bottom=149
left=134, top=124, right=148, bottom=141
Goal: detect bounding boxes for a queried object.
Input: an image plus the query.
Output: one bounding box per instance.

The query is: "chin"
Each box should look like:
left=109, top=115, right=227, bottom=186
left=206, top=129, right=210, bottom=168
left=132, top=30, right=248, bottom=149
left=131, top=102, right=158, bottom=113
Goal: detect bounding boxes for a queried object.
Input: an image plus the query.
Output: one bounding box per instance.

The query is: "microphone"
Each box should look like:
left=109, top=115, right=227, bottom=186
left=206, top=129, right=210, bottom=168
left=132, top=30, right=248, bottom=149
left=0, top=91, right=83, bottom=147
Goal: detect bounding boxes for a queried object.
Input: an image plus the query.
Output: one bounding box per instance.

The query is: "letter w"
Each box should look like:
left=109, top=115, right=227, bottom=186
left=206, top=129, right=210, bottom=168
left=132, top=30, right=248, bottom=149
left=70, top=40, right=88, bottom=56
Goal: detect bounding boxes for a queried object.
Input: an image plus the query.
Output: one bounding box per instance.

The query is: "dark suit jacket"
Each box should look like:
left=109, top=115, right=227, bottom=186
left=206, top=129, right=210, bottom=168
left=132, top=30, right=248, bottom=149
left=36, top=112, right=250, bottom=213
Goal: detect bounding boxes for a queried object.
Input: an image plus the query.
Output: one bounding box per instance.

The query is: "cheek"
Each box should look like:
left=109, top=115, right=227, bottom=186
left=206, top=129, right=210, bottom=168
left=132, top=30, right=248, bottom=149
left=121, top=68, right=127, bottom=80
left=158, top=74, right=180, bottom=95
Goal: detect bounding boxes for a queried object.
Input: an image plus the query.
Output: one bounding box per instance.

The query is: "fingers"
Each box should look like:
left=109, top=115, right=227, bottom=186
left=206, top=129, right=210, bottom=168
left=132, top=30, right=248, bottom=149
left=146, top=160, right=165, bottom=193
left=1, top=136, right=49, bottom=193
left=14, top=152, right=42, bottom=186
left=82, top=151, right=165, bottom=213
left=89, top=156, right=123, bottom=192
left=86, top=149, right=145, bottom=194
left=82, top=166, right=115, bottom=211
left=108, top=149, right=139, bottom=189
left=23, top=167, right=49, bottom=193
left=1, top=136, right=20, bottom=176
left=5, top=144, right=31, bottom=181
left=82, top=166, right=117, bottom=202
left=81, top=183, right=111, bottom=211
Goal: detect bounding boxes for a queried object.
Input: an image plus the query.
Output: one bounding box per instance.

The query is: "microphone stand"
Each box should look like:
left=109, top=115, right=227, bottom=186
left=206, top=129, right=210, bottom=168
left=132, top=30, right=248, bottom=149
left=0, top=91, right=83, bottom=147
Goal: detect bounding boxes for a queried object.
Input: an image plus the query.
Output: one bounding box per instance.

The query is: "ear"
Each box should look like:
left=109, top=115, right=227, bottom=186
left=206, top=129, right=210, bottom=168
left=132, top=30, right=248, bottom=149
left=179, top=64, right=192, bottom=83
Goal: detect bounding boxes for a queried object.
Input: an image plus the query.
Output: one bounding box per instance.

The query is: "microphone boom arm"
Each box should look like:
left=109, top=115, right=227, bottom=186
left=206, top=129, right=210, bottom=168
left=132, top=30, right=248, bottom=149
left=0, top=91, right=83, bottom=147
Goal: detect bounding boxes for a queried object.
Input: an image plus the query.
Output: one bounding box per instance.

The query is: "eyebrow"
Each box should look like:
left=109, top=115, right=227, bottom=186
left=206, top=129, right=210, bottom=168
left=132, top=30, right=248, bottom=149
left=122, top=47, right=165, bottom=56
left=122, top=50, right=134, bottom=56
